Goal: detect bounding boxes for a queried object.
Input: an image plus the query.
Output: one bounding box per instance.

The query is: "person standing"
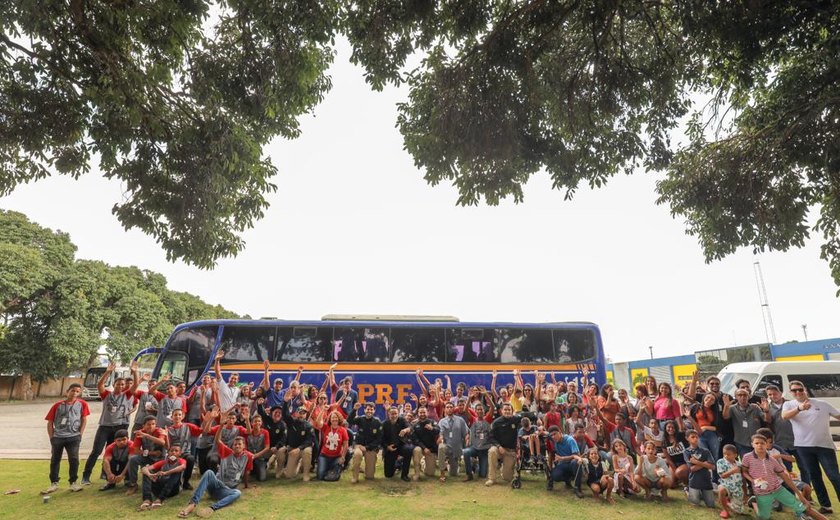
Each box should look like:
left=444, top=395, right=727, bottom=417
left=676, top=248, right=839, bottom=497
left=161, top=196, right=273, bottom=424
left=42, top=383, right=90, bottom=494
left=782, top=379, right=840, bottom=515
left=763, top=384, right=807, bottom=483
left=81, top=361, right=139, bottom=485
left=722, top=389, right=763, bottom=456
left=213, top=351, right=241, bottom=412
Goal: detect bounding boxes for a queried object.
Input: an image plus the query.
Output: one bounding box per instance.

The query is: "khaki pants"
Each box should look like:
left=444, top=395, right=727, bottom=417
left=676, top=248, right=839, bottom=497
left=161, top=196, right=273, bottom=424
left=269, top=447, right=288, bottom=479
left=437, top=444, right=460, bottom=476
left=283, top=447, right=312, bottom=480
left=412, top=446, right=437, bottom=478
left=351, top=447, right=378, bottom=480
left=487, top=446, right=515, bottom=482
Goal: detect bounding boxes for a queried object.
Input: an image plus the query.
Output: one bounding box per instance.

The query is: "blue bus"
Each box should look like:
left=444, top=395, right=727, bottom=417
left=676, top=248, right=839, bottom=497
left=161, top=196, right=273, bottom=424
left=144, top=316, right=606, bottom=407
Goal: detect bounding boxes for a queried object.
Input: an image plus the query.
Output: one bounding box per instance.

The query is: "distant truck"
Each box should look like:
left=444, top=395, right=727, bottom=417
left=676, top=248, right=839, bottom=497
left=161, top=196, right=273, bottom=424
left=717, top=360, right=840, bottom=439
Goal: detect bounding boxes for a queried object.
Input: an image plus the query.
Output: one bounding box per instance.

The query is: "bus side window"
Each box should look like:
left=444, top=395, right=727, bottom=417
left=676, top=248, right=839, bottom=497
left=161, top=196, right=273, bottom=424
left=391, top=328, right=446, bottom=362
left=220, top=326, right=274, bottom=362
left=281, top=327, right=331, bottom=362
left=448, top=329, right=495, bottom=362
left=755, top=374, right=782, bottom=392
left=494, top=328, right=554, bottom=363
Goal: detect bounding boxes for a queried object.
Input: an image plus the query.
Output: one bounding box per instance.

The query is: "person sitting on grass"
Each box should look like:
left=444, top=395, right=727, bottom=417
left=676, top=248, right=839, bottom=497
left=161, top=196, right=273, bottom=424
left=178, top=426, right=253, bottom=517
left=138, top=443, right=186, bottom=511
left=99, top=429, right=133, bottom=491
left=579, top=446, right=614, bottom=503
left=740, top=433, right=827, bottom=520
left=635, top=440, right=672, bottom=500
left=717, top=444, right=748, bottom=519
left=42, top=383, right=91, bottom=495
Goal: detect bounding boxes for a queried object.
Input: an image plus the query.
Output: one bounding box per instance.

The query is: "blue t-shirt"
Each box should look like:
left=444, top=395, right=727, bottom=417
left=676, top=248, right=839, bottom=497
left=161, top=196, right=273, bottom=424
left=335, top=389, right=358, bottom=416
left=684, top=445, right=713, bottom=490
left=554, top=434, right=580, bottom=458
left=265, top=388, right=285, bottom=408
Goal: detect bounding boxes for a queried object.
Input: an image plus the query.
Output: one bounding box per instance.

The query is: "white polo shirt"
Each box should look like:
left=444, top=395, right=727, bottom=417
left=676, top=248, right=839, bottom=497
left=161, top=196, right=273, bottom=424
left=782, top=398, right=839, bottom=450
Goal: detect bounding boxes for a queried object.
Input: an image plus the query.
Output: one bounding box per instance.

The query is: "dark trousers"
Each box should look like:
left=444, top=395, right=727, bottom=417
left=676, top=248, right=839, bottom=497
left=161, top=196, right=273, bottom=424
left=251, top=458, right=268, bottom=482
left=796, top=446, right=840, bottom=508
left=128, top=454, right=160, bottom=486
left=181, top=454, right=196, bottom=485
left=49, top=435, right=81, bottom=484
left=384, top=444, right=413, bottom=478
left=551, top=460, right=581, bottom=486
left=791, top=448, right=811, bottom=484
left=196, top=447, right=215, bottom=475
left=142, top=473, right=181, bottom=501
left=82, top=424, right=127, bottom=480
left=106, top=457, right=129, bottom=481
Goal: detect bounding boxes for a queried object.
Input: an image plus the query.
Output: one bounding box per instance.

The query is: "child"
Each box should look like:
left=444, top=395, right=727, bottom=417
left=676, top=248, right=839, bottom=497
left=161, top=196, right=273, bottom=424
left=518, top=417, right=541, bottom=464
left=684, top=429, right=716, bottom=508
left=717, top=444, right=748, bottom=518
left=566, top=405, right=582, bottom=434
left=582, top=447, right=615, bottom=503
left=740, top=434, right=827, bottom=520
left=755, top=428, right=816, bottom=512
left=635, top=440, right=672, bottom=500
left=611, top=438, right=638, bottom=497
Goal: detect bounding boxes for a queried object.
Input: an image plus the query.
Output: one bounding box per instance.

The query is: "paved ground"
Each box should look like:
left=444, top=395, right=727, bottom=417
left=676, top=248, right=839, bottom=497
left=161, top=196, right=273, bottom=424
left=0, top=399, right=104, bottom=459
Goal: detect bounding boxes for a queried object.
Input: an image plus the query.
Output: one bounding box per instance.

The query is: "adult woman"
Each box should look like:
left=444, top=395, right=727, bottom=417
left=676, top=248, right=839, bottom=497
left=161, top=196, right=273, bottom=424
left=317, top=411, right=349, bottom=481
left=597, top=385, right=621, bottom=425
left=689, top=392, right=721, bottom=459
left=647, top=382, right=683, bottom=431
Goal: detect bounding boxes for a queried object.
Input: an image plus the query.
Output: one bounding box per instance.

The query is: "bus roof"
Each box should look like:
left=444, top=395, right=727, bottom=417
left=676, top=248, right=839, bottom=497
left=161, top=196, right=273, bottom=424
left=321, top=314, right=460, bottom=322
left=172, top=318, right=600, bottom=331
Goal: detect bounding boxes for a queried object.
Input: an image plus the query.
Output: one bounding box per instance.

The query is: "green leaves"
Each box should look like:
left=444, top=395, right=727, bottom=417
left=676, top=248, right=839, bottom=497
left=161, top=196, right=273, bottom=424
left=0, top=210, right=238, bottom=381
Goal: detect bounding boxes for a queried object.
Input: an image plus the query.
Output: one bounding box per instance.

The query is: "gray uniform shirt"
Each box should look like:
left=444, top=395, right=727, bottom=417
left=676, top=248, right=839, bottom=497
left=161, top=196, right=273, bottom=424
left=218, top=452, right=249, bottom=488
left=51, top=400, right=86, bottom=438
left=768, top=400, right=795, bottom=449
left=469, top=419, right=492, bottom=450
left=730, top=404, right=763, bottom=446
left=100, top=390, right=133, bottom=426
left=438, top=414, right=470, bottom=457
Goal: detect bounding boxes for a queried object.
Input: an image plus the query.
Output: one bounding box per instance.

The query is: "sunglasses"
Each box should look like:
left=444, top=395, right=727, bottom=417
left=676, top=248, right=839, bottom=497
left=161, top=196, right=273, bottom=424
left=790, top=388, right=805, bottom=393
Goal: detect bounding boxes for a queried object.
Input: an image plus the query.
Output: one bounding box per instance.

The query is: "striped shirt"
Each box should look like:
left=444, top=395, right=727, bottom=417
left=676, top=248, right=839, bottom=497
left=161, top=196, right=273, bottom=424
left=741, top=451, right=785, bottom=495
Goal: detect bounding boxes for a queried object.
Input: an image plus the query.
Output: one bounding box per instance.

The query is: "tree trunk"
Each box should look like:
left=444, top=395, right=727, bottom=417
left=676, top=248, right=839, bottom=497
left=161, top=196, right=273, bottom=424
left=14, top=372, right=35, bottom=400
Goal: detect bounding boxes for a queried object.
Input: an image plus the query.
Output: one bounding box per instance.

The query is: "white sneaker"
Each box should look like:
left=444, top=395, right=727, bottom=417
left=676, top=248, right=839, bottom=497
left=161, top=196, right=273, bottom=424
left=69, top=482, right=83, bottom=492
left=351, top=477, right=358, bottom=484
left=485, top=479, right=495, bottom=487
left=41, top=483, right=59, bottom=494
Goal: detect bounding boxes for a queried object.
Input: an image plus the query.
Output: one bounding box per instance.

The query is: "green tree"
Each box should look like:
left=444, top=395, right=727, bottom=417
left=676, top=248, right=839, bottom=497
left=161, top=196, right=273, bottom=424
left=3, top=3, right=839, bottom=285
left=0, top=210, right=238, bottom=398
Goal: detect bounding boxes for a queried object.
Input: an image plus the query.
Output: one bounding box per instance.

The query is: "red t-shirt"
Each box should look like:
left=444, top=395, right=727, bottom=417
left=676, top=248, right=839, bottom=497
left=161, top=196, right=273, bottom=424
left=543, top=411, right=563, bottom=430
left=104, top=440, right=134, bottom=460
left=320, top=425, right=349, bottom=457
left=217, top=442, right=254, bottom=473
left=149, top=458, right=186, bottom=471
left=131, top=428, right=167, bottom=454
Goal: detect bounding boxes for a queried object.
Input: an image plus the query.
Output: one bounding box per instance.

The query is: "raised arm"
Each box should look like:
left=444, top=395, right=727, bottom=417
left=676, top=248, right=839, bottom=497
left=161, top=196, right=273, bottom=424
left=260, top=360, right=271, bottom=391
left=687, top=371, right=699, bottom=401
left=293, top=365, right=303, bottom=383
left=214, top=350, right=225, bottom=382
left=415, top=369, right=428, bottom=397
left=513, top=369, right=524, bottom=391
left=535, top=372, right=543, bottom=401
left=444, top=375, right=452, bottom=393
left=490, top=370, right=498, bottom=400
left=98, top=361, right=116, bottom=395
left=127, top=360, right=141, bottom=394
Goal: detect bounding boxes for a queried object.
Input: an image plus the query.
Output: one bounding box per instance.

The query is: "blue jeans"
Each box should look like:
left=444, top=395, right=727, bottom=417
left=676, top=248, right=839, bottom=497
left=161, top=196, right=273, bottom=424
left=796, top=446, right=840, bottom=508
left=189, top=470, right=241, bottom=511
left=550, top=460, right=580, bottom=485
left=698, top=430, right=720, bottom=460
left=317, top=455, right=341, bottom=481
left=463, top=447, right=488, bottom=478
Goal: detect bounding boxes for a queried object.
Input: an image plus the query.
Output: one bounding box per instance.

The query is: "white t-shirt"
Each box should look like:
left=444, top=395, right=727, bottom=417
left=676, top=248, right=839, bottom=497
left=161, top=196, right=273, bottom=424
left=782, top=398, right=839, bottom=450
left=218, top=381, right=241, bottom=412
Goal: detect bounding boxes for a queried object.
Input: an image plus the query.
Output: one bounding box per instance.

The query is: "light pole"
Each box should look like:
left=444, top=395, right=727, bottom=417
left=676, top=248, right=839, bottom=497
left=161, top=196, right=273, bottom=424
left=802, top=324, right=808, bottom=341
left=649, top=345, right=653, bottom=360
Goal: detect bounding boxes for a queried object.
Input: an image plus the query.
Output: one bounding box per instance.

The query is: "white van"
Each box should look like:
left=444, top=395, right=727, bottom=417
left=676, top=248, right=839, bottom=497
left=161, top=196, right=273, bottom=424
left=716, top=361, right=840, bottom=439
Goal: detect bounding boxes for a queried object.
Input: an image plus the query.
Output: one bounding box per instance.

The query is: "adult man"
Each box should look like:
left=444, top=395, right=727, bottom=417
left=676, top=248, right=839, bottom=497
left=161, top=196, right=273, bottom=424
left=334, top=375, right=359, bottom=417
left=42, top=383, right=91, bottom=494
left=723, top=389, right=763, bottom=456
left=255, top=399, right=288, bottom=478
left=486, top=403, right=518, bottom=486
left=463, top=402, right=492, bottom=481
left=178, top=428, right=253, bottom=517
left=548, top=425, right=583, bottom=497
left=213, top=350, right=241, bottom=412
left=382, top=406, right=413, bottom=481
left=100, top=429, right=133, bottom=491
left=350, top=402, right=383, bottom=483
left=81, top=361, right=138, bottom=485
left=126, top=415, right=167, bottom=494
left=166, top=408, right=204, bottom=490
left=139, top=443, right=186, bottom=510
left=259, top=360, right=285, bottom=408
left=281, top=403, right=314, bottom=481
left=763, top=384, right=807, bottom=482
left=782, top=379, right=840, bottom=515
left=411, top=406, right=440, bottom=481
left=437, top=401, right=469, bottom=481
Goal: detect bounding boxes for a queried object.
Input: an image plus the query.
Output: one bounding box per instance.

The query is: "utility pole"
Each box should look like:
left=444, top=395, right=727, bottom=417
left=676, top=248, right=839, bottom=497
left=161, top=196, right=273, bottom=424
left=649, top=345, right=653, bottom=360
left=753, top=261, right=777, bottom=344
left=802, top=324, right=808, bottom=341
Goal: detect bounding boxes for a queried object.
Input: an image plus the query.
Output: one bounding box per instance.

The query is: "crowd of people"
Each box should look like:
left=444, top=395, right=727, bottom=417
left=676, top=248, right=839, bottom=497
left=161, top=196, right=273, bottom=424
left=43, top=353, right=840, bottom=519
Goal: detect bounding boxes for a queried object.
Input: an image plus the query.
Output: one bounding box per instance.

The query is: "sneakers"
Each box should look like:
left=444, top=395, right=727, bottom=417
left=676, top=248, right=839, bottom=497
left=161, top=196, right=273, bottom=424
left=351, top=477, right=358, bottom=484
left=80, top=479, right=91, bottom=486
left=125, top=485, right=137, bottom=496
left=400, top=475, right=411, bottom=482
left=818, top=507, right=833, bottom=515
left=41, top=483, right=59, bottom=495
left=69, top=482, right=83, bottom=492
left=574, top=488, right=584, bottom=499
left=463, top=475, right=474, bottom=482
left=99, top=483, right=115, bottom=491
left=485, top=479, right=495, bottom=487
left=546, top=480, right=554, bottom=491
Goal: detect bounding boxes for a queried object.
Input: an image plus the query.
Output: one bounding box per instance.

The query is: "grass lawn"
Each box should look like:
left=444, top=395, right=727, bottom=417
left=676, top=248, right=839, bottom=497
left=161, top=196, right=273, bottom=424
left=1, top=459, right=837, bottom=519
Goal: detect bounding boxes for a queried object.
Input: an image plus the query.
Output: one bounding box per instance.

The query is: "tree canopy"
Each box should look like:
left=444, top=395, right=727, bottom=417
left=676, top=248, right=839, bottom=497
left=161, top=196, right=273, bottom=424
left=2, top=2, right=838, bottom=286
left=0, top=210, right=238, bottom=382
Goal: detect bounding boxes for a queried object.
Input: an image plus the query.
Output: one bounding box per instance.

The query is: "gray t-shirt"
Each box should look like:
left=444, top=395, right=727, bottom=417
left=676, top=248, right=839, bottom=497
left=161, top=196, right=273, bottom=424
left=767, top=399, right=795, bottom=449
left=218, top=451, right=249, bottom=488
left=729, top=404, right=763, bottom=446
left=782, top=398, right=840, bottom=450
left=438, top=415, right=470, bottom=457
left=469, top=420, right=492, bottom=450
left=100, top=390, right=133, bottom=426
left=48, top=400, right=88, bottom=438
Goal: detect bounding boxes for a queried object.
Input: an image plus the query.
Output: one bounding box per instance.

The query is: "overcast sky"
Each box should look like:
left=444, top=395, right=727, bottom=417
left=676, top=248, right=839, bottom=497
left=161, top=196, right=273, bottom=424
left=3, top=42, right=839, bottom=363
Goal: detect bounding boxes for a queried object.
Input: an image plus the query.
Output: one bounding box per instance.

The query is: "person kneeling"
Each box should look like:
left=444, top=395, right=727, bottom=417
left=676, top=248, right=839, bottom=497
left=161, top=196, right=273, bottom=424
left=178, top=427, right=253, bottom=518
left=139, top=444, right=186, bottom=511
